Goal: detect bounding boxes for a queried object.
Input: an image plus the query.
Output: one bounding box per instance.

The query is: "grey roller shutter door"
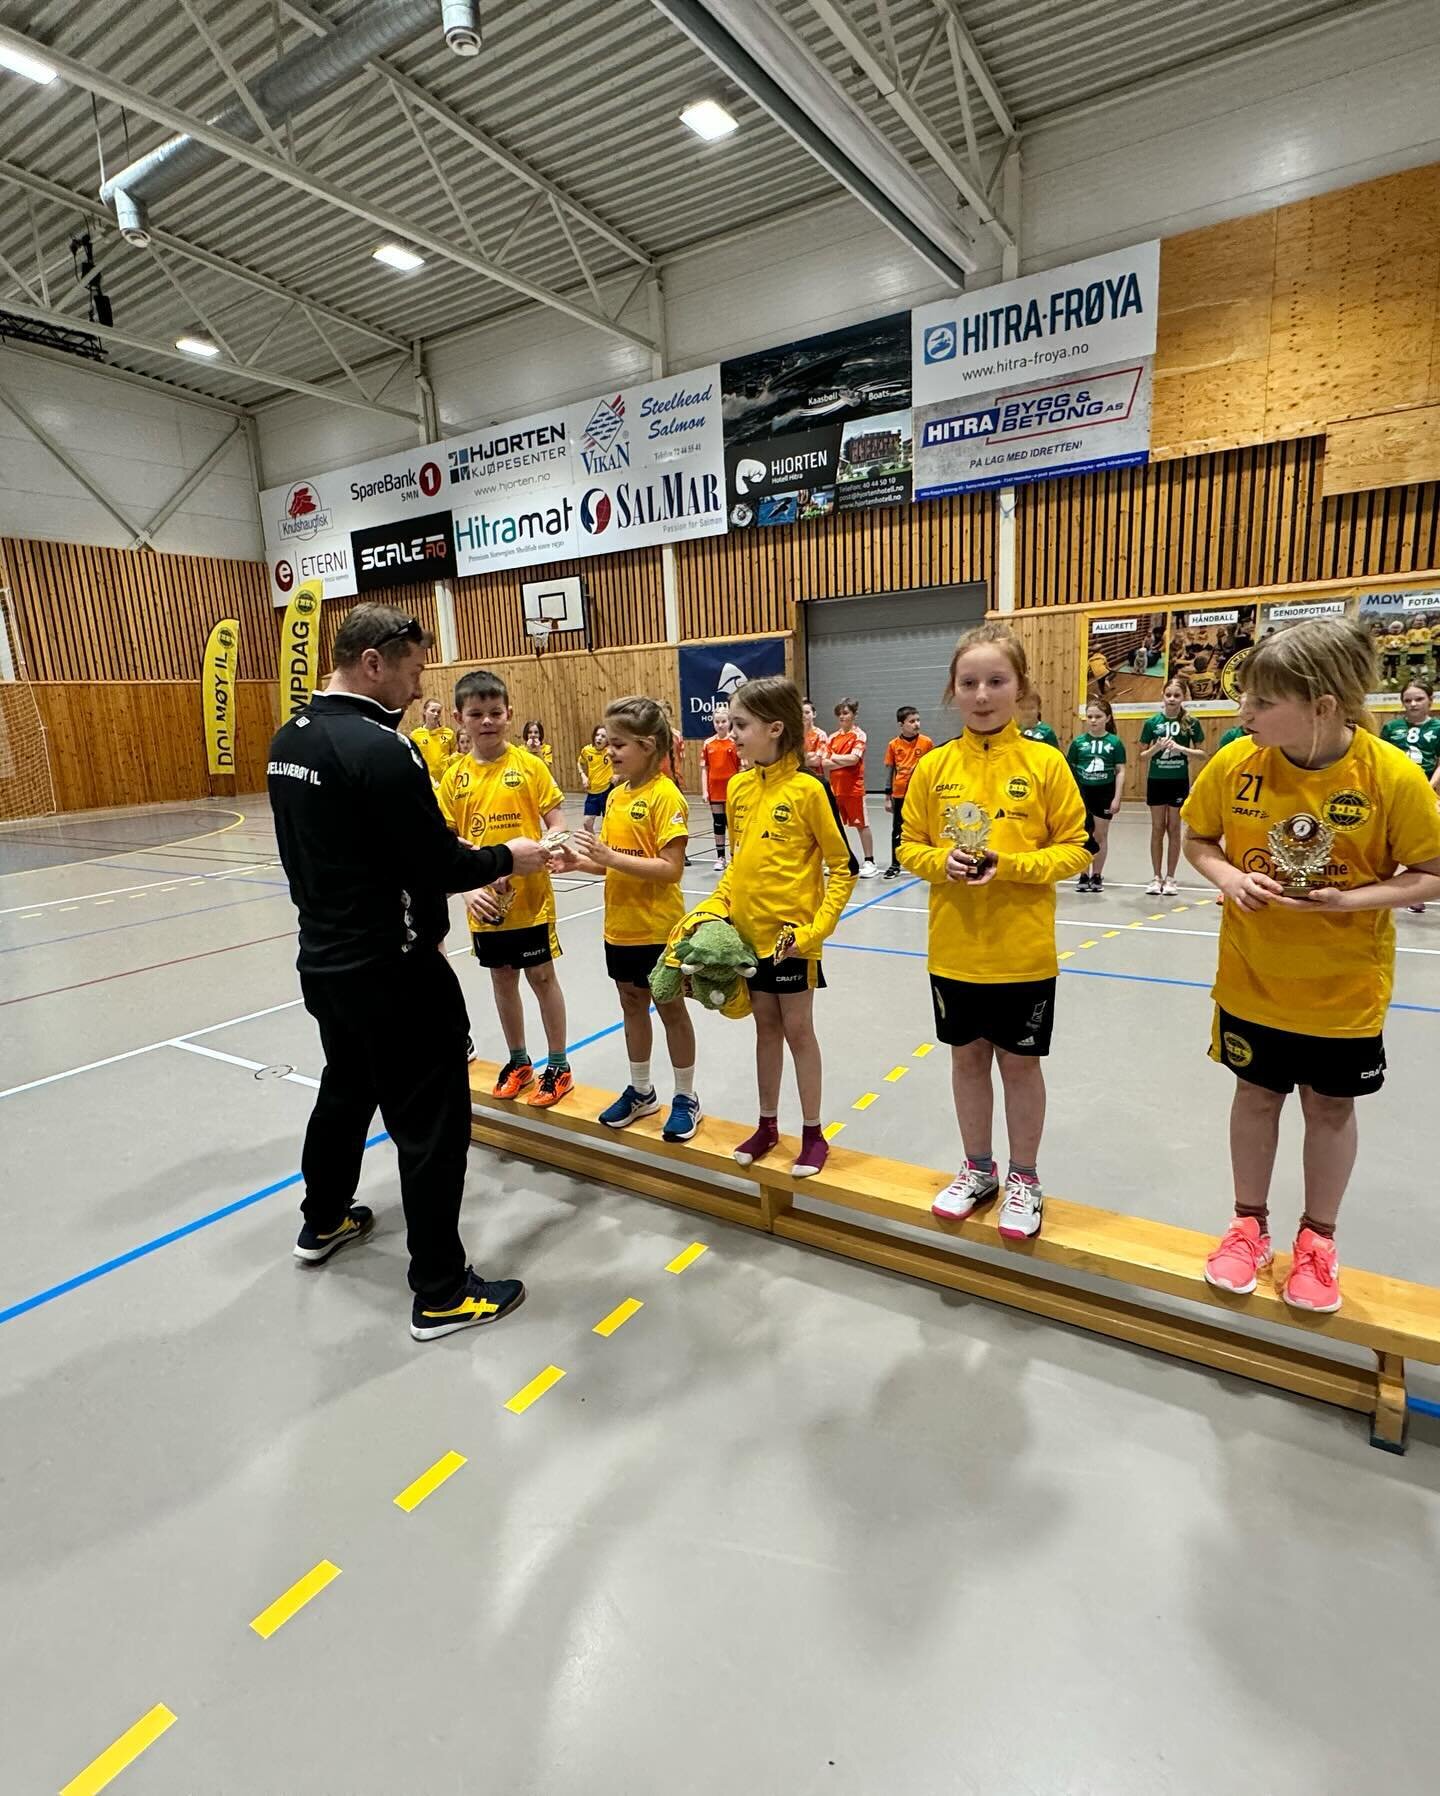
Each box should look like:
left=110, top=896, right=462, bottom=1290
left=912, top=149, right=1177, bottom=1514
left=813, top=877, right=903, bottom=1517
left=803, top=584, right=986, bottom=788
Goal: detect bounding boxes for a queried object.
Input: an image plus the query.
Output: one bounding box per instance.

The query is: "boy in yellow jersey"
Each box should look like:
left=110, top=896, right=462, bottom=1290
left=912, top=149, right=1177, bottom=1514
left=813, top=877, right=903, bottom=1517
left=411, top=698, right=456, bottom=783
left=1184, top=619, right=1440, bottom=1313
left=437, top=670, right=573, bottom=1108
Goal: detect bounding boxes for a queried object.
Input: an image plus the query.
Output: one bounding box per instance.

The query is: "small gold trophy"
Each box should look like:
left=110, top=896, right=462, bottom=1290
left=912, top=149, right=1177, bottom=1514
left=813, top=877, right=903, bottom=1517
left=942, top=802, right=993, bottom=879
left=772, top=921, right=799, bottom=963
left=484, top=879, right=517, bottom=925
left=1268, top=812, right=1334, bottom=895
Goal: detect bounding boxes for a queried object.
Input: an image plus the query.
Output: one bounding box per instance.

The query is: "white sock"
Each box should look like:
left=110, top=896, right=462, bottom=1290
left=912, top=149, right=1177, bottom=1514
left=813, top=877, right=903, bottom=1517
left=629, top=1061, right=653, bottom=1093
left=673, top=1065, right=696, bottom=1098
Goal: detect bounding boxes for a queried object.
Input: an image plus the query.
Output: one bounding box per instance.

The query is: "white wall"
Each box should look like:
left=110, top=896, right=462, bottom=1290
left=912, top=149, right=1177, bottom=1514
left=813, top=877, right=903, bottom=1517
left=0, top=347, right=262, bottom=559
left=250, top=0, right=1439, bottom=490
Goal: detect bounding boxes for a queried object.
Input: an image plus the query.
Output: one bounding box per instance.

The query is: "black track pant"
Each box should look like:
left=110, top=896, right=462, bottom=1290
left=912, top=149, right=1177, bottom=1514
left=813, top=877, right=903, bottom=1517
left=299, top=950, right=471, bottom=1302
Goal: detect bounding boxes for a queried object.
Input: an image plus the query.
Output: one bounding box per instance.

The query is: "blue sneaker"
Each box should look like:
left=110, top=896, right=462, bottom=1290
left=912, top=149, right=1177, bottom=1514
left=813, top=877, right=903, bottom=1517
left=662, top=1093, right=702, bottom=1142
left=598, top=1085, right=659, bottom=1129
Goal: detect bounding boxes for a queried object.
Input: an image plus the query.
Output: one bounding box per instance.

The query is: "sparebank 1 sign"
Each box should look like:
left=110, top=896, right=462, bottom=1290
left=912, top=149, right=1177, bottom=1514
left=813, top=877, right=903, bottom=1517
left=911, top=241, right=1159, bottom=499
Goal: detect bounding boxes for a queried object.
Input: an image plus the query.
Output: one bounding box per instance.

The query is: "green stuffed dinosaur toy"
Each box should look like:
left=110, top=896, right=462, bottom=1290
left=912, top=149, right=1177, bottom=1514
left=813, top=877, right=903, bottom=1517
left=649, top=918, right=758, bottom=1018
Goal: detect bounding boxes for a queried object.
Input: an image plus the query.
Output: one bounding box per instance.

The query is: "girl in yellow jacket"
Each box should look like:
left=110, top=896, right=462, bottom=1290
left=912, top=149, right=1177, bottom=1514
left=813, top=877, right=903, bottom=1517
left=686, top=675, right=857, bottom=1178
left=900, top=622, right=1089, bottom=1241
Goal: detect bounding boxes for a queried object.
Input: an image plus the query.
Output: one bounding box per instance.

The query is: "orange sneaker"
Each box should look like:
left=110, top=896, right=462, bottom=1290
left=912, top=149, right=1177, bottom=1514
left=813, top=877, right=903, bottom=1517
left=1283, top=1228, right=1341, bottom=1313
left=492, top=1060, right=533, bottom=1100
left=526, top=1064, right=573, bottom=1108
left=1203, top=1215, right=1272, bottom=1295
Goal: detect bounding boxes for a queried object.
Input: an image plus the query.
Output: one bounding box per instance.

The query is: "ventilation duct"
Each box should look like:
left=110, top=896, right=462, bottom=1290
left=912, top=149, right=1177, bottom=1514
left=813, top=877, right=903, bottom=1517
left=100, top=0, right=472, bottom=245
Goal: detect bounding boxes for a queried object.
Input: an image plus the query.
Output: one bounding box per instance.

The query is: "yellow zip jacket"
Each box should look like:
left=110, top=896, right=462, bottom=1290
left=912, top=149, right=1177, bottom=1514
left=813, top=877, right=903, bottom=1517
left=690, top=753, right=857, bottom=958
left=899, top=721, right=1090, bottom=982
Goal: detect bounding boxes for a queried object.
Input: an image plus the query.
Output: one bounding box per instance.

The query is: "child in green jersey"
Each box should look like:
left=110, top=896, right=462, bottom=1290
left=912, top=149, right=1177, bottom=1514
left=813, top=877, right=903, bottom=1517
left=1140, top=677, right=1205, bottom=896
left=1380, top=681, right=1440, bottom=912
left=1018, top=692, right=1061, bottom=750
left=1067, top=700, right=1127, bottom=892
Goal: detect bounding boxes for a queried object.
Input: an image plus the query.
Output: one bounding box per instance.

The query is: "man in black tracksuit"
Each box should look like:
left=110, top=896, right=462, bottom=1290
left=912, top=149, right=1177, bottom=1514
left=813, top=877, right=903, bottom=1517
left=268, top=603, right=546, bottom=1341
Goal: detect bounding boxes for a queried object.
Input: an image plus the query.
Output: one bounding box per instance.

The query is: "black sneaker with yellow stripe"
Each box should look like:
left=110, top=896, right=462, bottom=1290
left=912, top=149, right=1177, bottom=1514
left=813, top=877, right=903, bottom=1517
left=411, top=1268, right=527, bottom=1341
left=293, top=1205, right=375, bottom=1264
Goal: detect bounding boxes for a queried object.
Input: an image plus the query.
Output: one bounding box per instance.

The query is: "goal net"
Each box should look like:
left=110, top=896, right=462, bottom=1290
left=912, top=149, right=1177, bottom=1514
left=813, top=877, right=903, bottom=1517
left=0, top=588, right=57, bottom=824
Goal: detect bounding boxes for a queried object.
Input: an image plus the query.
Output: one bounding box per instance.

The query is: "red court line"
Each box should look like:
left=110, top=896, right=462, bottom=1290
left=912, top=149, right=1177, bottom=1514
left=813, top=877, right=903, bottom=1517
left=0, top=932, right=296, bottom=1006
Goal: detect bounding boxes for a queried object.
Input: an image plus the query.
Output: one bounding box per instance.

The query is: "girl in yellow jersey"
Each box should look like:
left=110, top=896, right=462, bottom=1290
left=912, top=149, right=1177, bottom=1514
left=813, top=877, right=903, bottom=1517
left=578, top=725, right=613, bottom=817
left=564, top=696, right=700, bottom=1142
left=521, top=718, right=555, bottom=772
left=685, top=676, right=857, bottom=1178
left=900, top=623, right=1089, bottom=1242
left=411, top=698, right=456, bottom=784
left=1184, top=619, right=1440, bottom=1314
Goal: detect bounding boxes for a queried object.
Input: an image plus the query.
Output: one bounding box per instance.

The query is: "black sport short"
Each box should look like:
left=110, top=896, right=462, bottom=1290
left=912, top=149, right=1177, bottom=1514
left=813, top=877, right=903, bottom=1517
left=929, top=975, right=1056, bottom=1056
left=605, top=941, right=665, bottom=989
left=747, top=957, right=826, bottom=996
left=1080, top=781, right=1116, bottom=824
left=1211, top=1007, right=1385, bottom=1098
left=471, top=921, right=560, bottom=970
left=1146, top=774, right=1189, bottom=808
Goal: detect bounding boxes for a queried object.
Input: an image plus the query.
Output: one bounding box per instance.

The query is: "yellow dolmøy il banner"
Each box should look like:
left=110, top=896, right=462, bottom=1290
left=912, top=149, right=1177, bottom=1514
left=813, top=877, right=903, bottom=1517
left=278, top=580, right=322, bottom=723
left=201, top=617, right=240, bottom=775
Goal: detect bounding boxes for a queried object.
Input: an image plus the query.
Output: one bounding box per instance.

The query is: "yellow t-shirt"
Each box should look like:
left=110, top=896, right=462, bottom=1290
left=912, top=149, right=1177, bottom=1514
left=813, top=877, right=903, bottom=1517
left=411, top=724, right=456, bottom=782
left=1182, top=730, right=1440, bottom=1035
left=526, top=741, right=555, bottom=771
left=437, top=744, right=564, bottom=935
left=600, top=774, right=689, bottom=945
left=898, top=722, right=1091, bottom=983
left=579, top=743, right=613, bottom=795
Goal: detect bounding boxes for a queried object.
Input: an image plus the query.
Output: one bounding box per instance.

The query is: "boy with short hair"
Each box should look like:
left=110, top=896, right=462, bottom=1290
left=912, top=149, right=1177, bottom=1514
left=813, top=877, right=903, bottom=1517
left=883, top=705, right=934, bottom=878
left=701, top=703, right=742, bottom=871
left=826, top=698, right=877, bottom=877
left=802, top=699, right=829, bottom=778
left=437, top=670, right=573, bottom=1108
left=411, top=698, right=455, bottom=784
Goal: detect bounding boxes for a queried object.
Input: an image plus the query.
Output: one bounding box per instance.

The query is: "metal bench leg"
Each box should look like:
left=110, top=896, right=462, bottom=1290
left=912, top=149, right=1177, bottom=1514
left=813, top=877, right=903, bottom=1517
left=1371, top=1352, right=1408, bottom=1454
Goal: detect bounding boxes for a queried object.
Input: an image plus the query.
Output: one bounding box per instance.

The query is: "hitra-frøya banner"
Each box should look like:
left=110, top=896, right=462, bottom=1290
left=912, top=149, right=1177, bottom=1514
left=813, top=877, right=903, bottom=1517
left=201, top=617, right=239, bottom=774
left=278, top=582, right=322, bottom=723
left=911, top=241, right=1160, bottom=500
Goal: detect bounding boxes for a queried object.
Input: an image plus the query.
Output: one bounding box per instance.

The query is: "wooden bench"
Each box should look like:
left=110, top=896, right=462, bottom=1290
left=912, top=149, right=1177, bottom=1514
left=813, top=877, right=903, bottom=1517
left=469, top=1063, right=1440, bottom=1452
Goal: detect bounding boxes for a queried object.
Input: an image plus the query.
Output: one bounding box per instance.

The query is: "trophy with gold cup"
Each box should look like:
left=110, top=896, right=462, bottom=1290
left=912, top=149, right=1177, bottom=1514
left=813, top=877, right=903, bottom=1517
left=942, top=801, right=994, bottom=880
left=1267, top=812, right=1334, bottom=896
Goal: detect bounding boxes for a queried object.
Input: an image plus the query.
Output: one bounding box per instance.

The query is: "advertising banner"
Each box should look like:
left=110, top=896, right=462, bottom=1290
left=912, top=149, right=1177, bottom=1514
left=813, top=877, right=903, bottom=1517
left=261, top=448, right=446, bottom=604
left=1355, top=589, right=1440, bottom=704
left=678, top=636, right=787, bottom=738
left=277, top=581, right=322, bottom=724
left=913, top=241, right=1159, bottom=500
left=721, top=313, right=912, bottom=528
left=1082, top=612, right=1169, bottom=714
left=353, top=508, right=457, bottom=592
left=200, top=617, right=239, bottom=775
left=1167, top=605, right=1258, bottom=707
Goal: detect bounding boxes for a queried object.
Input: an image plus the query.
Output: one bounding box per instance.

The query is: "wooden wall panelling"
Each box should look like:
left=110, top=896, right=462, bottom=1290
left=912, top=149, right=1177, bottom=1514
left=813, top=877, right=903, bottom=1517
left=31, top=679, right=278, bottom=811
left=450, top=548, right=666, bottom=663
left=1264, top=166, right=1440, bottom=443
left=315, top=583, right=440, bottom=672
left=1317, top=481, right=1440, bottom=581
left=2, top=538, right=275, bottom=681
left=1322, top=406, right=1440, bottom=498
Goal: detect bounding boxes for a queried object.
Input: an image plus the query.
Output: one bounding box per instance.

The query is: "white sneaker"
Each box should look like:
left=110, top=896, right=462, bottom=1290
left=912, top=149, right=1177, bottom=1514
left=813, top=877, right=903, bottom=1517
left=714, top=856, right=726, bottom=871
left=997, top=1172, right=1043, bottom=1240
left=1145, top=877, right=1164, bottom=896
left=931, top=1164, right=999, bottom=1220
left=859, top=859, right=878, bottom=879
left=1162, top=876, right=1178, bottom=897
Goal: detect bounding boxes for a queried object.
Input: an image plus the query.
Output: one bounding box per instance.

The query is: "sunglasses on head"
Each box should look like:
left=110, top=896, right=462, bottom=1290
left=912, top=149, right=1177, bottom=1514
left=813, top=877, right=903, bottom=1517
left=373, top=616, right=423, bottom=649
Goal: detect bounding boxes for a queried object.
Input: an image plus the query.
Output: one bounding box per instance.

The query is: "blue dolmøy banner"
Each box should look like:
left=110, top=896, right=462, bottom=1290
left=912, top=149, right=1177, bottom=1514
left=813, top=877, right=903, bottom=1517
left=678, top=637, right=787, bottom=738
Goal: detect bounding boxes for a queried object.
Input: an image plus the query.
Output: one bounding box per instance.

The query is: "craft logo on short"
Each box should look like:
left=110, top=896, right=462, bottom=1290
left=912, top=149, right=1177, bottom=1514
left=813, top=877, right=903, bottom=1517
left=579, top=395, right=628, bottom=475
left=280, top=481, right=332, bottom=540
left=1324, top=789, right=1372, bottom=831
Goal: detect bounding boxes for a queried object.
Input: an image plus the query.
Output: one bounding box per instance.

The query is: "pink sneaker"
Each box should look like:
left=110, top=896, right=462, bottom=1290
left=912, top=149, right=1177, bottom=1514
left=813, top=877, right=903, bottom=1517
left=1283, top=1228, right=1342, bottom=1313
left=1203, top=1215, right=1273, bottom=1295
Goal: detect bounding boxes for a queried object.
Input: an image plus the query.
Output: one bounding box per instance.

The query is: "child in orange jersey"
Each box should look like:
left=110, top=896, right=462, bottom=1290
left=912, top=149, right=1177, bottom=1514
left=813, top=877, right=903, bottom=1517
left=883, top=704, right=934, bottom=878
left=701, top=703, right=743, bottom=871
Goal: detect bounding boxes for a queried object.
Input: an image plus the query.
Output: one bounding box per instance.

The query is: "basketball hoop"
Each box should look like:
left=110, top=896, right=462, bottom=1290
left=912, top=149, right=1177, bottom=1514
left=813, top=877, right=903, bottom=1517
left=526, top=618, right=553, bottom=657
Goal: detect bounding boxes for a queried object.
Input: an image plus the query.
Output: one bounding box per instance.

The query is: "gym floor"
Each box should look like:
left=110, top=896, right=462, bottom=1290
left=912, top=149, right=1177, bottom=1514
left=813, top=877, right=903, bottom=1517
left=3, top=794, right=1439, bottom=1795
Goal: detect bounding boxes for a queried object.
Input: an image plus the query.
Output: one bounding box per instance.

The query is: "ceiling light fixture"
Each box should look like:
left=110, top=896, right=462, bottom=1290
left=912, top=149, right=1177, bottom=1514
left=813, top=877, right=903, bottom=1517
left=175, top=335, right=221, bottom=358
left=372, top=243, right=425, bottom=272
left=680, top=99, right=738, bottom=142
left=0, top=44, right=58, bottom=84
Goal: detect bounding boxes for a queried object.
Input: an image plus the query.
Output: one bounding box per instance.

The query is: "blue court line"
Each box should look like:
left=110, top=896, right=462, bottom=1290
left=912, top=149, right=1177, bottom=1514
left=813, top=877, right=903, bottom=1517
left=0, top=888, right=287, bottom=954
left=0, top=1020, right=629, bottom=1330
left=1409, top=1396, right=1440, bottom=1419
left=823, top=941, right=1440, bottom=1012
left=842, top=876, right=921, bottom=918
